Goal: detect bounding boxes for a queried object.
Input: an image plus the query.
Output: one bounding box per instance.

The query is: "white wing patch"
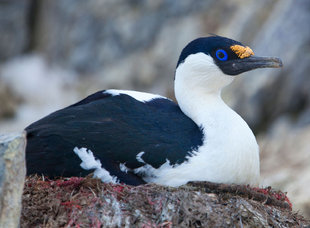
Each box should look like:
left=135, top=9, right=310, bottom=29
left=134, top=159, right=173, bottom=181
left=104, top=89, right=168, bottom=102
left=136, top=151, right=145, bottom=163
left=73, top=147, right=118, bottom=183
left=119, top=163, right=129, bottom=173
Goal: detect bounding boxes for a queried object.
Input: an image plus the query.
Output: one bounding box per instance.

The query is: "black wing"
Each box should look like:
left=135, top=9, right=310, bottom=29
left=25, top=90, right=204, bottom=185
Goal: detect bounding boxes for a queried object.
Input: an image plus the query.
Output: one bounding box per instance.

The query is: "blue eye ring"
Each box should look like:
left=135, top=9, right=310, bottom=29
left=215, top=49, right=228, bottom=61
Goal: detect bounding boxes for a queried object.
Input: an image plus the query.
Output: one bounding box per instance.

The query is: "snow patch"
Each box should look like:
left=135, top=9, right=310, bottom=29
left=73, top=147, right=118, bottom=183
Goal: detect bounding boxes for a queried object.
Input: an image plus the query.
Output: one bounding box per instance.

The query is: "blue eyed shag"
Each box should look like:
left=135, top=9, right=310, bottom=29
left=25, top=36, right=283, bottom=186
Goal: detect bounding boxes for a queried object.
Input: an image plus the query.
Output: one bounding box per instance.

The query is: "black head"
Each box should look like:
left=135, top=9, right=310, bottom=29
left=177, top=35, right=282, bottom=75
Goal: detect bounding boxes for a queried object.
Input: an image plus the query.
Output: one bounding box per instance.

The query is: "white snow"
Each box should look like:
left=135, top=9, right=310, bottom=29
left=73, top=147, right=118, bottom=183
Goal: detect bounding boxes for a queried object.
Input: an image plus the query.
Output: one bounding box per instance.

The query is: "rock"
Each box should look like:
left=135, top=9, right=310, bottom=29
left=0, top=55, right=79, bottom=132
left=259, top=117, right=310, bottom=219
left=0, top=83, right=20, bottom=119
left=225, top=0, right=310, bottom=130
left=0, top=132, right=26, bottom=228
left=34, top=0, right=213, bottom=74
left=0, top=1, right=31, bottom=61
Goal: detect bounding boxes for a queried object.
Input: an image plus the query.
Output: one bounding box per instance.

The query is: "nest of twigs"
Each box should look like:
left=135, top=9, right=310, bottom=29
left=21, top=176, right=308, bottom=228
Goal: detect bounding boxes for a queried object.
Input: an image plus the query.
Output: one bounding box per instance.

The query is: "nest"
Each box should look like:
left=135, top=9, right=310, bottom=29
left=21, top=176, right=309, bottom=228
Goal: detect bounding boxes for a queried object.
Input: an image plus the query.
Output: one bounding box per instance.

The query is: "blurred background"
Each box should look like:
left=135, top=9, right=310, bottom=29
left=0, top=0, right=309, bottom=218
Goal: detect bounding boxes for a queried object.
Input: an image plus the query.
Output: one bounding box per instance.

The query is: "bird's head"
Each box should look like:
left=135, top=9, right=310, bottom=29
left=175, top=36, right=282, bottom=95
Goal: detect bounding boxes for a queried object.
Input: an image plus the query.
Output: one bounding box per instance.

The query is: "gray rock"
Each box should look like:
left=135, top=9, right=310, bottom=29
left=225, top=0, right=310, bottom=130
left=0, top=83, right=20, bottom=119
left=0, top=132, right=26, bottom=228
left=34, top=0, right=213, bottom=73
left=259, top=117, right=310, bottom=219
left=0, top=1, right=31, bottom=61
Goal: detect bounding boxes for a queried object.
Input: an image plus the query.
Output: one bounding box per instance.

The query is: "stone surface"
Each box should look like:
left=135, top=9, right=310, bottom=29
left=259, top=118, right=310, bottom=218
left=0, top=132, right=26, bottom=228
left=34, top=0, right=213, bottom=74
left=0, top=0, right=31, bottom=61
left=0, top=83, right=20, bottom=119
left=226, top=0, right=310, bottom=131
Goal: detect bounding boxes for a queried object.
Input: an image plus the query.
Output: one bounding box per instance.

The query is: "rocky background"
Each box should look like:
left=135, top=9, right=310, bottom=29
left=0, top=0, right=309, bottom=219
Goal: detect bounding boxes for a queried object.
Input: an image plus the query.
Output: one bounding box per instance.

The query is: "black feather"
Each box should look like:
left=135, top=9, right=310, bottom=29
left=25, top=90, right=204, bottom=185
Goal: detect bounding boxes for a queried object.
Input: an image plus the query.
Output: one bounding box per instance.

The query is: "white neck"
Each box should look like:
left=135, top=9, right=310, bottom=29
left=170, top=53, right=260, bottom=186
left=174, top=53, right=234, bottom=127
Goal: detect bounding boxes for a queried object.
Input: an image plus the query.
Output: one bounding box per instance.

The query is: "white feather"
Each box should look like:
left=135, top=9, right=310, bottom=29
left=105, top=89, right=167, bottom=102
left=136, top=151, right=145, bottom=163
left=73, top=147, right=118, bottom=183
left=119, top=163, right=129, bottom=173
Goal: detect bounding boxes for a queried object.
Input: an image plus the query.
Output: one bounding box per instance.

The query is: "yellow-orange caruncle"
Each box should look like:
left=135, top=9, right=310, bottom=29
left=230, top=45, right=254, bottom=59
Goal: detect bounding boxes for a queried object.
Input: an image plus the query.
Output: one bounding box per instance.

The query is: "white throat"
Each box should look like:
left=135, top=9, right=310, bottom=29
left=174, top=53, right=234, bottom=126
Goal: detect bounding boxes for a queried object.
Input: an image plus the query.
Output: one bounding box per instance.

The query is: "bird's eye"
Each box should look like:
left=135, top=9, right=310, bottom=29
left=215, top=49, right=228, bottom=61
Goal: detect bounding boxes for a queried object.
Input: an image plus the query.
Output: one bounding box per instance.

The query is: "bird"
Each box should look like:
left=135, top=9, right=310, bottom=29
left=25, top=35, right=282, bottom=187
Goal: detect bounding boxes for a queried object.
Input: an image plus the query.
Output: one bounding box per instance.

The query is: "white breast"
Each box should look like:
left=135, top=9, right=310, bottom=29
left=146, top=93, right=259, bottom=186
left=148, top=103, right=260, bottom=187
left=134, top=52, right=261, bottom=187
left=151, top=52, right=261, bottom=187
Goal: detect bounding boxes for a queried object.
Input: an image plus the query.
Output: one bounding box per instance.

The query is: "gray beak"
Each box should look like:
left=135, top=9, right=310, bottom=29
left=220, top=56, right=283, bottom=75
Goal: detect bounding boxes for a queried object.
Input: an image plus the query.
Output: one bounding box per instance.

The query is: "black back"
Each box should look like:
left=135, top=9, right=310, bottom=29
left=25, top=90, right=204, bottom=185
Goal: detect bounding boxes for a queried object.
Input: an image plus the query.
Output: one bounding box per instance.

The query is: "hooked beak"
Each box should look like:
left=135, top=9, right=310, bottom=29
left=220, top=56, right=283, bottom=75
